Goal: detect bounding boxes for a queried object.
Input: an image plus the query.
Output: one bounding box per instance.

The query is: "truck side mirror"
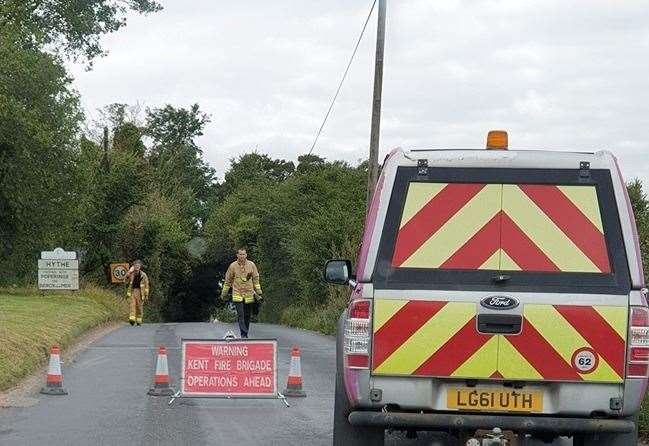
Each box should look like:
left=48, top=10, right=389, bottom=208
left=324, top=259, right=353, bottom=285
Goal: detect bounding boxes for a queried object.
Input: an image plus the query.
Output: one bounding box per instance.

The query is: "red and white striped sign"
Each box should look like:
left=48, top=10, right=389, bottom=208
left=181, top=339, right=278, bottom=397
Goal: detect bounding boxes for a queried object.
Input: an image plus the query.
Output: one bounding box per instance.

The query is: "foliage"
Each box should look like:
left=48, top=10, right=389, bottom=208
left=0, top=38, right=83, bottom=282
left=211, top=303, right=238, bottom=324
left=204, top=154, right=367, bottom=326
left=71, top=103, right=215, bottom=321
left=219, top=152, right=295, bottom=198
left=628, top=179, right=649, bottom=285
left=116, top=190, right=191, bottom=321
left=0, top=0, right=162, bottom=64
left=146, top=104, right=216, bottom=232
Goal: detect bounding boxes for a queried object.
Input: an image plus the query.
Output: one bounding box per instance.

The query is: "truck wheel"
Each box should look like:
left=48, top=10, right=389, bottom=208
left=573, top=417, right=638, bottom=446
left=333, top=314, right=384, bottom=446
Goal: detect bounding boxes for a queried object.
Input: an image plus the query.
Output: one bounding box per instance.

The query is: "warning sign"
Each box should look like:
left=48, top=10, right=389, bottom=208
left=181, top=339, right=278, bottom=398
left=110, top=263, right=130, bottom=284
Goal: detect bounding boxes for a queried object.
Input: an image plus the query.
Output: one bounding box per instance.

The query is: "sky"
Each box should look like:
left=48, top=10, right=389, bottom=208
left=68, top=0, right=649, bottom=185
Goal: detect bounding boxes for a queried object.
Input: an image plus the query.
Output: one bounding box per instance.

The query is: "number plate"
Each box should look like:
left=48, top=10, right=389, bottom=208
left=447, top=388, right=543, bottom=413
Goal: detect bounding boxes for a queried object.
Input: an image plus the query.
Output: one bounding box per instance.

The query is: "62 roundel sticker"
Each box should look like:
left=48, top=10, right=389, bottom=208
left=571, top=347, right=599, bottom=374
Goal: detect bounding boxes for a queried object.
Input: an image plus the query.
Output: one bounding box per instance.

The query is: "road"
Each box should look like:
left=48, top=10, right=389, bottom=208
left=0, top=322, right=570, bottom=446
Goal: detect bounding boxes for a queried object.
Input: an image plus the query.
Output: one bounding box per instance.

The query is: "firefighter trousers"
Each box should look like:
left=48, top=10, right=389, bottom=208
left=234, top=301, right=253, bottom=338
left=129, top=288, right=144, bottom=324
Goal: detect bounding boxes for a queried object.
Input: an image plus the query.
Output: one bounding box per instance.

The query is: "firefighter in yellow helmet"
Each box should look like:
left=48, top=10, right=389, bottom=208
left=125, top=259, right=150, bottom=326
left=220, top=248, right=263, bottom=338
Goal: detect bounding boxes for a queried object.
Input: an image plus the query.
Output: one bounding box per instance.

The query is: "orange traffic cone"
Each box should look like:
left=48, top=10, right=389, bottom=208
left=148, top=345, right=175, bottom=396
left=283, top=345, right=306, bottom=397
left=41, top=345, right=68, bottom=395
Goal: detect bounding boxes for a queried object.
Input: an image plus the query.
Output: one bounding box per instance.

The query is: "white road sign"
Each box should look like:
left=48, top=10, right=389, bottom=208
left=39, top=248, right=79, bottom=290
left=40, top=247, right=77, bottom=260
left=38, top=259, right=78, bottom=270
left=38, top=270, right=79, bottom=290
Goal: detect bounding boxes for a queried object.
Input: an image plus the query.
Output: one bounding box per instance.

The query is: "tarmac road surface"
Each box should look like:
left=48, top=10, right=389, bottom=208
left=0, top=322, right=573, bottom=445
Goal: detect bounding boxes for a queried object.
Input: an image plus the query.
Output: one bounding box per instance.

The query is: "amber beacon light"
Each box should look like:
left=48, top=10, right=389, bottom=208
left=486, top=130, right=508, bottom=150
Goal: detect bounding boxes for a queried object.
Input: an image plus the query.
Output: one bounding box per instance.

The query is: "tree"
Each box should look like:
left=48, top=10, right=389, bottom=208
left=116, top=190, right=191, bottom=321
left=146, top=104, right=216, bottom=231
left=0, top=38, right=83, bottom=282
left=220, top=153, right=295, bottom=197
left=203, top=153, right=367, bottom=327
left=628, top=179, right=649, bottom=284
left=0, top=0, right=162, bottom=63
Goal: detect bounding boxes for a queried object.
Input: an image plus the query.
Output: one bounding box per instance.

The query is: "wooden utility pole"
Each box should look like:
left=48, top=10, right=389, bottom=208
left=367, top=0, right=387, bottom=206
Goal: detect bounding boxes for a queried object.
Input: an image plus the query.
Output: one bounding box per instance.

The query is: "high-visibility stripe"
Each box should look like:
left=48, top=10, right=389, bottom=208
left=287, top=376, right=302, bottom=385
left=440, top=214, right=501, bottom=270
left=520, top=185, right=610, bottom=273
left=498, top=337, right=543, bottom=380
left=506, top=318, right=583, bottom=381
left=372, top=301, right=447, bottom=369
left=594, top=306, right=628, bottom=340
left=155, top=374, right=169, bottom=384
left=412, top=316, right=494, bottom=377
left=393, top=182, right=610, bottom=273
left=400, top=185, right=501, bottom=269
left=554, top=305, right=625, bottom=378
left=372, top=299, right=626, bottom=383
left=525, top=305, right=621, bottom=382
left=503, top=185, right=599, bottom=273
left=500, top=213, right=559, bottom=271
left=480, top=250, right=501, bottom=270
left=400, top=183, right=447, bottom=228
left=451, top=335, right=499, bottom=378
left=500, top=249, right=522, bottom=271
left=374, top=302, right=475, bottom=375
left=373, top=299, right=408, bottom=332
left=558, top=185, right=604, bottom=232
left=393, top=183, right=486, bottom=266
left=46, top=374, right=63, bottom=383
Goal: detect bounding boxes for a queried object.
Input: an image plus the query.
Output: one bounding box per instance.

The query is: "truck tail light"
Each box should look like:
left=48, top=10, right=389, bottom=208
left=627, top=306, right=649, bottom=378
left=344, top=299, right=371, bottom=369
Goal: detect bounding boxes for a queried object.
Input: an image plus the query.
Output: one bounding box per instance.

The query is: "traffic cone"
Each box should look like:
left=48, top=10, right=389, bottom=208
left=283, top=345, right=306, bottom=397
left=148, top=345, right=175, bottom=396
left=40, top=345, right=68, bottom=395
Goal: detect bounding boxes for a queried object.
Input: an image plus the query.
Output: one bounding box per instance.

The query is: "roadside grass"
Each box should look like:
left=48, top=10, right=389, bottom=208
left=279, top=285, right=348, bottom=336
left=640, top=397, right=649, bottom=439
left=0, top=285, right=128, bottom=391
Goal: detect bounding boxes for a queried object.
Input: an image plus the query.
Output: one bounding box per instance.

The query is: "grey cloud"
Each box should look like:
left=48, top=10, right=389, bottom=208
left=69, top=0, right=649, bottom=185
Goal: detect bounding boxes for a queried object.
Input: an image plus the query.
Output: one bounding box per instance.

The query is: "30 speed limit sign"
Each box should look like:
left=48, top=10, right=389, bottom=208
left=571, top=347, right=599, bottom=374
left=110, top=263, right=130, bottom=284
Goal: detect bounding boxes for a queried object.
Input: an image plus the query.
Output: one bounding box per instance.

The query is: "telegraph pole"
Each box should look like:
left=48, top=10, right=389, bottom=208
left=367, top=0, right=386, bottom=206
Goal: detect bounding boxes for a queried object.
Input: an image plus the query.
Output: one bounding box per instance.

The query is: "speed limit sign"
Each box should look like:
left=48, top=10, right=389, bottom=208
left=110, top=263, right=130, bottom=284
left=571, top=347, right=599, bottom=374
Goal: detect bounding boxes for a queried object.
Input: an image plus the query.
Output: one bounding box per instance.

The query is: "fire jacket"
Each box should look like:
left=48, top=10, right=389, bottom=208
left=126, top=271, right=150, bottom=300
left=222, top=260, right=262, bottom=303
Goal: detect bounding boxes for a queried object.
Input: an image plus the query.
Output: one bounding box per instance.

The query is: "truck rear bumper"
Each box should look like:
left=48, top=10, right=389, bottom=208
left=348, top=411, right=635, bottom=435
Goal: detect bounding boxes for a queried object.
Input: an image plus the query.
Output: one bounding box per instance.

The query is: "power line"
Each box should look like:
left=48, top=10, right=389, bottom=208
left=307, top=0, right=377, bottom=155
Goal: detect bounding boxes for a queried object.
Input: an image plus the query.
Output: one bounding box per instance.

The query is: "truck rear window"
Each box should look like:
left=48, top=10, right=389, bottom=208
left=374, top=167, right=631, bottom=294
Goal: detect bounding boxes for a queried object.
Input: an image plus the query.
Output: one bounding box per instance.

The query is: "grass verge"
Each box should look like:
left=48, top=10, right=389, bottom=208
left=641, top=398, right=649, bottom=440
left=0, top=284, right=128, bottom=392
left=278, top=285, right=348, bottom=336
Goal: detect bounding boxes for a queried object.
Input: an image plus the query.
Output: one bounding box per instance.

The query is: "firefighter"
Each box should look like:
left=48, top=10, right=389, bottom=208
left=220, top=248, right=263, bottom=338
left=125, top=259, right=149, bottom=326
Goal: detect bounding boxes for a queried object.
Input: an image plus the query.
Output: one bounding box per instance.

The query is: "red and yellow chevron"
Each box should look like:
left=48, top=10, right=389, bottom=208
left=372, top=299, right=627, bottom=383
left=392, top=183, right=610, bottom=273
